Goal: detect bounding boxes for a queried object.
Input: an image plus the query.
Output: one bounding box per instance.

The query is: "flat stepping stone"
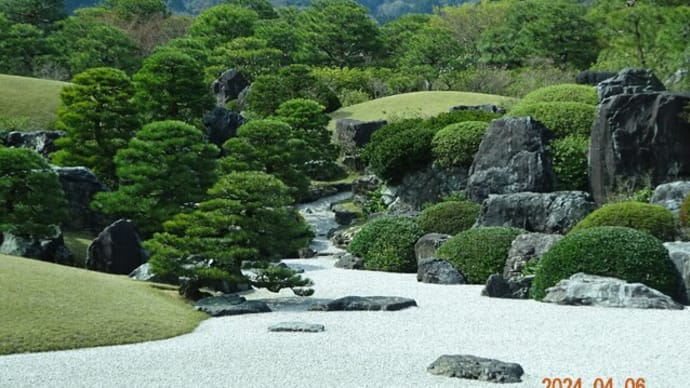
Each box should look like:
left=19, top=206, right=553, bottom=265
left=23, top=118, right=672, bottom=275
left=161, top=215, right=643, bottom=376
left=268, top=322, right=325, bottom=333
left=309, top=296, right=417, bottom=311
left=428, top=354, right=524, bottom=383
left=194, top=295, right=271, bottom=317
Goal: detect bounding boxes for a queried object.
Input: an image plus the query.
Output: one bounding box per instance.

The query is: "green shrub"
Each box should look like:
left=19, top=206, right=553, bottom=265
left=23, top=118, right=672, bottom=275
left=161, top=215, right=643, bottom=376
left=570, top=201, right=677, bottom=242
left=518, top=83, right=597, bottom=106
left=680, top=192, right=690, bottom=227
left=508, top=102, right=595, bottom=139
left=531, top=226, right=684, bottom=301
left=347, top=216, right=423, bottom=273
left=424, top=110, right=501, bottom=129
left=436, top=227, right=525, bottom=284
left=418, top=201, right=480, bottom=235
left=550, top=134, right=589, bottom=191
left=432, top=121, right=488, bottom=168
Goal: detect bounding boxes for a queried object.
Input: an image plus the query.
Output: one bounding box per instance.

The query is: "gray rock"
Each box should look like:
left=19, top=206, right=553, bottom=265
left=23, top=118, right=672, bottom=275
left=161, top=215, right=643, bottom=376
left=476, top=191, right=594, bottom=234
left=664, top=242, right=690, bottom=302
left=268, top=322, right=325, bottom=333
left=86, top=219, right=148, bottom=275
left=5, top=130, right=66, bottom=157
left=202, top=107, right=243, bottom=150
left=415, top=233, right=451, bottom=261
left=330, top=203, right=359, bottom=226
left=504, top=233, right=564, bottom=280
left=335, top=119, right=387, bottom=171
left=383, top=164, right=468, bottom=210
left=330, top=224, right=363, bottom=249
left=467, top=117, right=555, bottom=203
left=427, top=354, right=524, bottom=383
left=194, top=295, right=271, bottom=317
left=597, top=68, right=665, bottom=101
left=543, top=273, right=684, bottom=310
left=309, top=296, right=417, bottom=311
left=449, top=104, right=506, bottom=115
left=334, top=253, right=364, bottom=270
left=128, top=262, right=165, bottom=283
left=0, top=229, right=74, bottom=266
left=53, top=166, right=111, bottom=233
left=417, top=258, right=466, bottom=285
left=481, top=274, right=534, bottom=299
left=651, top=181, right=690, bottom=215
left=575, top=70, right=617, bottom=86
left=352, top=175, right=381, bottom=204
left=211, top=68, right=249, bottom=106
left=589, top=92, right=690, bottom=204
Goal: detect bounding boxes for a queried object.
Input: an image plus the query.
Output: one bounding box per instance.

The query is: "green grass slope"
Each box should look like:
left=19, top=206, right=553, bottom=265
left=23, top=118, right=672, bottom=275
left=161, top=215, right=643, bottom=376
left=0, top=74, right=68, bottom=131
left=0, top=254, right=206, bottom=355
left=328, top=91, right=512, bottom=129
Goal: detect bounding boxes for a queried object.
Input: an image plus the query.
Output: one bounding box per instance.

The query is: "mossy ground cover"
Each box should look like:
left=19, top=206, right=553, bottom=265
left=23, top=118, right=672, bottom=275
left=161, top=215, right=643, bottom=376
left=0, top=254, right=206, bottom=355
left=0, top=74, right=68, bottom=131
left=328, top=91, right=511, bottom=130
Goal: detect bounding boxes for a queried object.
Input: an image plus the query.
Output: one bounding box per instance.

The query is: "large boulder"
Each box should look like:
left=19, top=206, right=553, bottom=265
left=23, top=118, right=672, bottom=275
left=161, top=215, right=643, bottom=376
left=0, top=229, right=74, bottom=265
left=543, top=273, right=684, bottom=309
left=335, top=119, right=387, bottom=171
left=475, top=191, right=595, bottom=234
left=664, top=242, right=690, bottom=303
left=651, top=181, right=690, bottom=215
left=503, top=233, right=564, bottom=280
left=211, top=68, right=249, bottom=106
left=417, top=258, right=466, bottom=285
left=53, top=166, right=111, bottom=233
left=481, top=274, right=534, bottom=299
left=596, top=68, right=665, bottom=101
left=415, top=233, right=451, bottom=261
left=85, top=219, right=148, bottom=275
left=427, top=355, right=524, bottom=383
left=202, top=107, right=243, bottom=150
left=334, top=252, right=364, bottom=269
left=309, top=296, right=417, bottom=311
left=589, top=92, right=690, bottom=204
left=575, top=70, right=617, bottom=86
left=382, top=164, right=468, bottom=210
left=5, top=130, right=66, bottom=157
left=194, top=294, right=271, bottom=317
left=466, top=117, right=555, bottom=203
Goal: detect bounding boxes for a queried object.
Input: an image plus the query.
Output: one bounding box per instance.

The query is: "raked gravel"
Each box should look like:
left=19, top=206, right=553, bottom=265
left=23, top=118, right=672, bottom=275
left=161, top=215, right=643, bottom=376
left=1, top=257, right=688, bottom=388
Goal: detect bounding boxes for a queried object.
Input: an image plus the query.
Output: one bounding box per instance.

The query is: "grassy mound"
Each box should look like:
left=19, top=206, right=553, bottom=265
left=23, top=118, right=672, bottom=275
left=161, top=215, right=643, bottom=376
left=0, top=74, right=68, bottom=131
left=0, top=254, right=206, bottom=355
left=328, top=91, right=511, bottom=130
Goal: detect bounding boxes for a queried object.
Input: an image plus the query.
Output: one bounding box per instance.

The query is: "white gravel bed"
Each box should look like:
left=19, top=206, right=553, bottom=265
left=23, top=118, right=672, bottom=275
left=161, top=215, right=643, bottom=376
left=1, top=257, right=688, bottom=388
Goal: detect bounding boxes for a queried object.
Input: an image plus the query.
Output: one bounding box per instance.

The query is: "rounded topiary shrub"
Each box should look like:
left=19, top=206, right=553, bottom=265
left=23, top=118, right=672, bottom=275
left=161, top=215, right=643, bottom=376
left=347, top=216, right=423, bottom=273
left=570, top=201, right=677, bottom=242
left=531, top=226, right=684, bottom=301
left=549, top=134, right=589, bottom=191
left=508, top=101, right=595, bottom=139
left=418, top=200, right=480, bottom=235
left=518, top=83, right=597, bottom=106
left=432, top=121, right=488, bottom=168
left=436, top=227, right=525, bottom=284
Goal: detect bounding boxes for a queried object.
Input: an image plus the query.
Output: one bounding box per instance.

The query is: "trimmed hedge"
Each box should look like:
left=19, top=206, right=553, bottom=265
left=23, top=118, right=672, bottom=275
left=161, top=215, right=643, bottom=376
left=550, top=134, right=589, bottom=191
left=531, top=226, right=684, bottom=302
left=570, top=201, right=677, bottom=242
left=436, top=227, right=525, bottom=284
left=347, top=216, right=423, bottom=273
left=432, top=121, right=488, bottom=168
left=418, top=200, right=480, bottom=235
left=508, top=101, right=595, bottom=139
left=518, top=83, right=597, bottom=106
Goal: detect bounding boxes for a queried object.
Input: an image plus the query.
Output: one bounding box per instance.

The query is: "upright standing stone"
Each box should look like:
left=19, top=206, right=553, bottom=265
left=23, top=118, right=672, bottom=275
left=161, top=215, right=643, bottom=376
left=86, top=219, right=147, bottom=274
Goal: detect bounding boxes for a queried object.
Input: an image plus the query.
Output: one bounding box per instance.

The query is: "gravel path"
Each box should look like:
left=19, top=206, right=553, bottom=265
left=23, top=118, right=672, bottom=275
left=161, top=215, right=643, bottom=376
left=1, top=257, right=688, bottom=388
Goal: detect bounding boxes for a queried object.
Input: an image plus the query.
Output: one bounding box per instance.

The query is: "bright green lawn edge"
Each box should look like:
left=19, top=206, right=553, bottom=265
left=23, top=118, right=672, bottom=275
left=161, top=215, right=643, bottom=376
left=0, top=74, right=68, bottom=131
left=0, top=254, right=207, bottom=355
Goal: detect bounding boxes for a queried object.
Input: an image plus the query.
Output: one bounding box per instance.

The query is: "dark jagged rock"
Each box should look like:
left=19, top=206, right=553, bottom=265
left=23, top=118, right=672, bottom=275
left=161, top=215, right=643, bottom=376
left=194, top=295, right=271, bottom=316
left=382, top=164, right=468, bottom=210
left=86, top=219, right=148, bottom=275
left=664, top=242, right=690, bottom=302
left=651, top=181, right=690, bottom=215
left=504, top=233, right=563, bottom=280
left=481, top=274, right=534, bottom=299
left=467, top=117, right=554, bottom=203
left=5, top=130, right=66, bottom=157
left=330, top=203, right=360, bottom=226
left=427, top=355, right=524, bottom=383
left=334, top=253, right=364, bottom=269
left=417, top=258, right=465, bottom=285
left=53, top=166, right=111, bottom=233
left=268, top=322, right=325, bottom=333
left=596, top=68, right=665, bottom=101
left=309, top=296, right=417, bottom=311
left=415, top=233, right=451, bottom=261
left=335, top=119, right=387, bottom=171
left=449, top=104, right=506, bottom=114
left=202, top=107, right=243, bottom=150
left=543, top=273, right=684, bottom=310
left=211, top=68, right=249, bottom=106
left=589, top=92, right=690, bottom=204
left=575, top=70, right=617, bottom=86
left=475, top=191, right=594, bottom=234
left=0, top=229, right=74, bottom=266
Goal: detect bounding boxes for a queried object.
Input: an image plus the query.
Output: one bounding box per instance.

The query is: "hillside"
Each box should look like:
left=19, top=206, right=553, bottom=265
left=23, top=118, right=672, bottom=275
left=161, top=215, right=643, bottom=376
left=0, top=254, right=206, bottom=355
left=0, top=74, right=67, bottom=131
left=328, top=91, right=511, bottom=129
